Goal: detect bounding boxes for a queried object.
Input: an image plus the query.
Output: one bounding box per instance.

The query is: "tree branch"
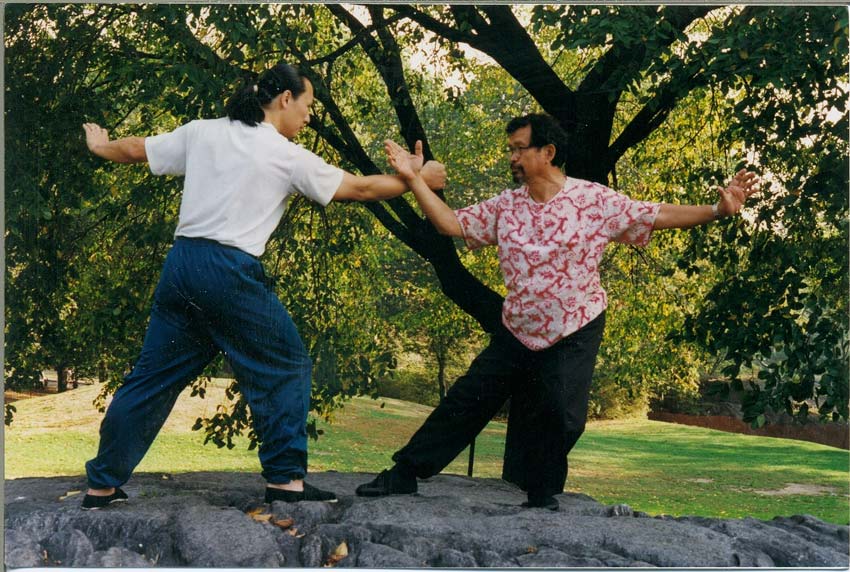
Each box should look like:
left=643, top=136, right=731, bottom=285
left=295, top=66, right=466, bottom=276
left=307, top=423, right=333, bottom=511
left=578, top=6, right=713, bottom=97
left=394, top=5, right=578, bottom=128
left=606, top=7, right=740, bottom=169
left=385, top=5, right=472, bottom=44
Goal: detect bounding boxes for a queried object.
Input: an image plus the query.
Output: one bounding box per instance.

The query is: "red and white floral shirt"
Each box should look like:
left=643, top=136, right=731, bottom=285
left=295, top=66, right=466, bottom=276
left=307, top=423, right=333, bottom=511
left=455, top=177, right=660, bottom=350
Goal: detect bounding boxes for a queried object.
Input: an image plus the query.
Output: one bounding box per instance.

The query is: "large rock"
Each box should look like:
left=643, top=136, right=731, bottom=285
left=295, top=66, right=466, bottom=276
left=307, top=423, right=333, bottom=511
left=4, top=471, right=848, bottom=568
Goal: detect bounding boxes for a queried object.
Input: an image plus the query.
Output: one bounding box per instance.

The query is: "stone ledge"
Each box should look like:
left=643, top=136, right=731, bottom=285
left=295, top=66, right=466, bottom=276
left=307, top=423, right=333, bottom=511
left=5, top=471, right=849, bottom=568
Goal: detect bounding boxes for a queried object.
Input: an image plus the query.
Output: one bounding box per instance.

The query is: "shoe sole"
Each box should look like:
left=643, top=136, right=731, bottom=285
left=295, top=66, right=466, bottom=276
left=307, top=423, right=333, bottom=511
left=355, top=489, right=416, bottom=497
left=266, top=499, right=339, bottom=504
left=521, top=503, right=559, bottom=511
left=81, top=498, right=128, bottom=511
left=265, top=493, right=339, bottom=503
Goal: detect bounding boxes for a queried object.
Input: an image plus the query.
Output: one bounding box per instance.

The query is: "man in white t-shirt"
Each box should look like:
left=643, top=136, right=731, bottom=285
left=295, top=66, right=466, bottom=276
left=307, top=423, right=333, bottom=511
left=358, top=113, right=758, bottom=510
left=79, top=62, right=446, bottom=510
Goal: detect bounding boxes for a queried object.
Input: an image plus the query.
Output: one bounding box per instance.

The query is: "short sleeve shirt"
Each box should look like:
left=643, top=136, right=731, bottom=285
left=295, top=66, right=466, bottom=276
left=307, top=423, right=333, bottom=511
left=455, top=177, right=660, bottom=350
left=145, top=118, right=344, bottom=256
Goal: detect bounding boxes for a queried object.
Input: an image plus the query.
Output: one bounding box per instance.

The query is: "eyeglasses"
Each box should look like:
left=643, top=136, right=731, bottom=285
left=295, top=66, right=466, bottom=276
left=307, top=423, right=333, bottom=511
left=505, top=144, right=537, bottom=157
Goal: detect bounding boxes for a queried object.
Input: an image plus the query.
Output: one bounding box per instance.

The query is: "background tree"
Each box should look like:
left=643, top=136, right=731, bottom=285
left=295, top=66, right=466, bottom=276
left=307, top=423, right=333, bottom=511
left=5, top=5, right=847, bottom=437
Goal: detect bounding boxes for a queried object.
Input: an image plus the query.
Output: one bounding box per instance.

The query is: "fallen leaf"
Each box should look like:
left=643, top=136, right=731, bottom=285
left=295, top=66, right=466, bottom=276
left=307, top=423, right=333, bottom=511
left=59, top=490, right=81, bottom=501
left=323, top=541, right=349, bottom=567
left=247, top=507, right=273, bottom=523
left=526, top=546, right=538, bottom=554
left=287, top=527, right=301, bottom=537
left=272, top=517, right=295, bottom=529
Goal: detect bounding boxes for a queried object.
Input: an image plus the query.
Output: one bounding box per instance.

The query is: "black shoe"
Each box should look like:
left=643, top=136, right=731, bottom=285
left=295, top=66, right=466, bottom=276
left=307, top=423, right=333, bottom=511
left=355, top=467, right=418, bottom=497
left=521, top=495, right=559, bottom=511
left=81, top=488, right=128, bottom=511
left=265, top=482, right=338, bottom=503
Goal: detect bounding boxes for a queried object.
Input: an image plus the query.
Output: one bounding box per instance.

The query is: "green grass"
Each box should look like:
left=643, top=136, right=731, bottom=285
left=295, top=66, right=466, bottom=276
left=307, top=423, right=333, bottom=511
left=5, top=382, right=848, bottom=524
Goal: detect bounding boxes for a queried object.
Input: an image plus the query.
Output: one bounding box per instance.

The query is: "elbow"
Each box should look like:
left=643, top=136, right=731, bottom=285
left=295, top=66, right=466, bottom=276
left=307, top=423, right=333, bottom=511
left=119, top=138, right=148, bottom=163
left=434, top=219, right=463, bottom=237
left=334, top=174, right=376, bottom=202
left=336, top=187, right=373, bottom=202
left=130, top=139, right=148, bottom=163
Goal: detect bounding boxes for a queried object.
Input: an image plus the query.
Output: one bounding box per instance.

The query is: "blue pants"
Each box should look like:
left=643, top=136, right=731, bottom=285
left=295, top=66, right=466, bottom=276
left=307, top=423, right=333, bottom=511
left=85, top=237, right=312, bottom=489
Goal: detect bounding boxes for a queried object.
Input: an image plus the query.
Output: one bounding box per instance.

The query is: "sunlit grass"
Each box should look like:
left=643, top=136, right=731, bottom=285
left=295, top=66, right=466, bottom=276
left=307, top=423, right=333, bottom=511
left=4, top=382, right=848, bottom=524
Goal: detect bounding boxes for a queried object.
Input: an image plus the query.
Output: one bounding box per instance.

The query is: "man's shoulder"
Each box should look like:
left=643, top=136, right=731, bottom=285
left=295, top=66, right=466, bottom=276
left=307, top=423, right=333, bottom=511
left=567, top=176, right=610, bottom=191
left=499, top=186, right=528, bottom=201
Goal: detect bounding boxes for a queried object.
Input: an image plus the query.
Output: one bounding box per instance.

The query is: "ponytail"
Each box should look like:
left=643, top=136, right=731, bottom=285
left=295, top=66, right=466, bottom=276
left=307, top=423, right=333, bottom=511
left=225, top=62, right=308, bottom=127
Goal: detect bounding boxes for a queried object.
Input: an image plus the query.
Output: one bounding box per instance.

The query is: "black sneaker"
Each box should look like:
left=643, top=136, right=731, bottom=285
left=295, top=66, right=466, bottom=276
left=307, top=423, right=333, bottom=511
left=81, top=488, right=128, bottom=511
left=521, top=494, right=559, bottom=511
left=355, top=467, right=417, bottom=497
left=265, top=482, right=338, bottom=503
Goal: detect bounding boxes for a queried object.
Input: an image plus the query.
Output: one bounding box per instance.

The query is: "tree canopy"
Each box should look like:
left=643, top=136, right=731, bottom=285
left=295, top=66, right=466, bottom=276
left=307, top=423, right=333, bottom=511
left=5, top=5, right=847, bottom=436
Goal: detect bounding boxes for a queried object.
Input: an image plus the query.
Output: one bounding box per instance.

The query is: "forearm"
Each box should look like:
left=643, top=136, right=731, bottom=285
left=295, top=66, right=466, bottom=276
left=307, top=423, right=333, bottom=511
left=653, top=203, right=718, bottom=230
left=89, top=137, right=148, bottom=164
left=334, top=173, right=409, bottom=202
left=405, top=174, right=462, bottom=237
left=655, top=169, right=760, bottom=229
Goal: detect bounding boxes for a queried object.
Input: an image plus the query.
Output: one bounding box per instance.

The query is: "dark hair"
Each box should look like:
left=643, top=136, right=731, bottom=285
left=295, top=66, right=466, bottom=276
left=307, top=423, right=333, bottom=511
left=225, top=62, right=308, bottom=126
left=506, top=113, right=569, bottom=168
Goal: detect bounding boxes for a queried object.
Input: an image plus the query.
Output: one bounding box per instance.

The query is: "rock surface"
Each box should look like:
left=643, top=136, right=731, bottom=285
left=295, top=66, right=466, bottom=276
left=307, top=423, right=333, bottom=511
left=5, top=471, right=848, bottom=568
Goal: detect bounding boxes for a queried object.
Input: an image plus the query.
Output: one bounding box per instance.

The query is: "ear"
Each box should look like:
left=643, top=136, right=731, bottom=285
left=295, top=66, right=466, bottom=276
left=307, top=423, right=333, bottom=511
left=278, top=90, right=292, bottom=109
left=543, top=143, right=557, bottom=163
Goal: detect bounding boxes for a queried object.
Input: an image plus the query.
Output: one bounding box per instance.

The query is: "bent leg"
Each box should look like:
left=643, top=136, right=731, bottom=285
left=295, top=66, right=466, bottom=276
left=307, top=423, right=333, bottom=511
left=198, top=249, right=312, bottom=485
left=85, top=303, right=217, bottom=489
left=522, top=312, right=606, bottom=498
left=392, top=333, right=526, bottom=478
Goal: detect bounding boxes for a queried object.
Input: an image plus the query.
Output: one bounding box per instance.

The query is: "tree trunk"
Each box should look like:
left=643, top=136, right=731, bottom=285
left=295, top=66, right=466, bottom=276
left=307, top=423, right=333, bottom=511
left=98, top=359, right=108, bottom=384
left=436, top=352, right=447, bottom=401
left=56, top=365, right=69, bottom=393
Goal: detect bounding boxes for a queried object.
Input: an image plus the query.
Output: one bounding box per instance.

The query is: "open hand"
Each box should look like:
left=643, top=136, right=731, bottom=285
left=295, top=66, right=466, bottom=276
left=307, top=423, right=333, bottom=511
left=83, top=123, right=110, bottom=154
left=717, top=169, right=759, bottom=217
left=384, top=139, right=423, bottom=180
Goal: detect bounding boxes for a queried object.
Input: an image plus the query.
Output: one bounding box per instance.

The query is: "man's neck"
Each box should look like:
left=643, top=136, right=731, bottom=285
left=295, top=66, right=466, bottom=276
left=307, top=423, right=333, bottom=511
left=526, top=169, right=567, bottom=204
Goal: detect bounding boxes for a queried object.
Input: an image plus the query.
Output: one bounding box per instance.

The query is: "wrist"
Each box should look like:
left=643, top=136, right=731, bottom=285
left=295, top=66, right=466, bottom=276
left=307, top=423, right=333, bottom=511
left=401, top=172, right=421, bottom=185
left=711, top=202, right=724, bottom=220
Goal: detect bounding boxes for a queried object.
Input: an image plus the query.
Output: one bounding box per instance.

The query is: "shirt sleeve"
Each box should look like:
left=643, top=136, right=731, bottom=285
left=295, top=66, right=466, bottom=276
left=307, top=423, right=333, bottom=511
left=145, top=122, right=193, bottom=176
left=289, top=145, right=345, bottom=207
left=600, top=187, right=661, bottom=247
left=454, top=194, right=503, bottom=250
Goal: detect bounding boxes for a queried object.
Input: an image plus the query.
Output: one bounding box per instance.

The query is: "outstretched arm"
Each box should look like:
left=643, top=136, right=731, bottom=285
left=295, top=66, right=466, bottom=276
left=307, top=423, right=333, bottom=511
left=384, top=139, right=462, bottom=237
left=653, top=169, right=759, bottom=230
left=83, top=123, right=147, bottom=163
left=332, top=140, right=446, bottom=202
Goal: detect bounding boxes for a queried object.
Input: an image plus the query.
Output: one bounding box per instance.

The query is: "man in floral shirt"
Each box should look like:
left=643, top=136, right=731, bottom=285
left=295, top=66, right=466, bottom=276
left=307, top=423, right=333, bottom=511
left=359, top=113, right=758, bottom=510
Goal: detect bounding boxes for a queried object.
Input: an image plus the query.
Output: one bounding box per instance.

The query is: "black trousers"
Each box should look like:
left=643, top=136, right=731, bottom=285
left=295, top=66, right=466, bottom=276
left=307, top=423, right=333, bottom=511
left=392, top=312, right=606, bottom=498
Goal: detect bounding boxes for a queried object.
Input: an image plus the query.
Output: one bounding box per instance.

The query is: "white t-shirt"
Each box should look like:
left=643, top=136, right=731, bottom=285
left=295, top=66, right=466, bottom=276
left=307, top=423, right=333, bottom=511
left=145, top=117, right=344, bottom=256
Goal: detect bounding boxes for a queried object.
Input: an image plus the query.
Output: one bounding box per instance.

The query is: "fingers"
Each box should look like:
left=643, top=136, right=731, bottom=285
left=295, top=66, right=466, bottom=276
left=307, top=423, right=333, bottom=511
left=383, top=140, right=404, bottom=162
left=384, top=138, right=423, bottom=157
left=383, top=139, right=404, bottom=154
left=714, top=169, right=763, bottom=218
left=83, top=123, right=109, bottom=141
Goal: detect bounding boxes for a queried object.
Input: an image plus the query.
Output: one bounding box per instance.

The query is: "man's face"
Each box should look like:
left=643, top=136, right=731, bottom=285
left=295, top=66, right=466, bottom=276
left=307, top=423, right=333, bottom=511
left=280, top=79, right=314, bottom=139
left=507, top=125, right=538, bottom=184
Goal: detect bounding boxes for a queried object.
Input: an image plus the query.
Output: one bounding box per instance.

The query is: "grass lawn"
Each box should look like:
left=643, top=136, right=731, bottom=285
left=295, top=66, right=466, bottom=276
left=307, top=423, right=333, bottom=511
left=4, top=381, right=848, bottom=524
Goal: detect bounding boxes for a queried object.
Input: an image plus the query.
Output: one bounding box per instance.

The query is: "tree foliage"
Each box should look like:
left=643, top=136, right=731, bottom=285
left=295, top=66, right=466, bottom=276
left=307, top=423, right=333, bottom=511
left=5, top=5, right=847, bottom=435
